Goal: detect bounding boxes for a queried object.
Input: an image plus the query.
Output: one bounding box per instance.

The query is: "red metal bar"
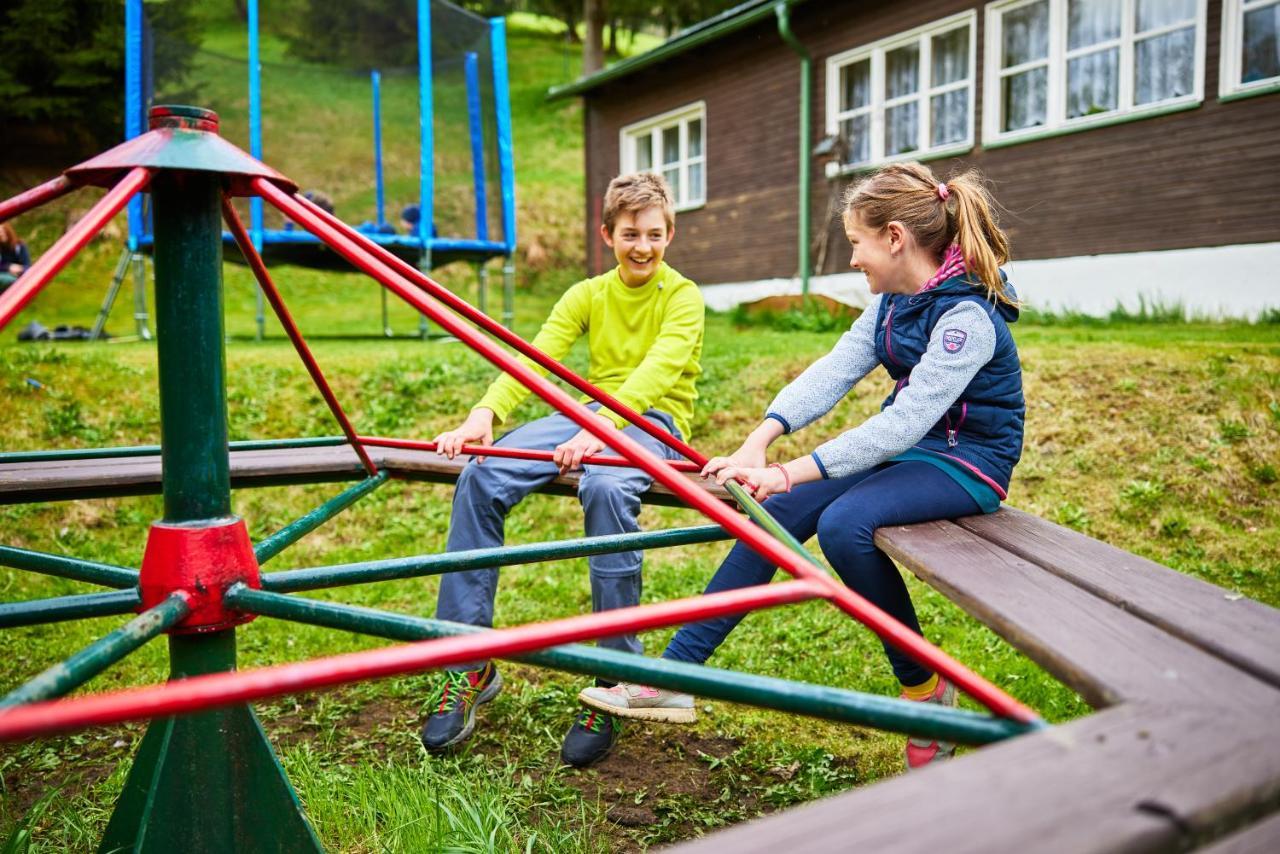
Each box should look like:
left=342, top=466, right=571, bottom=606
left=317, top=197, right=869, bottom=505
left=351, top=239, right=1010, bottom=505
left=0, top=175, right=75, bottom=224
left=257, top=179, right=1039, bottom=725
left=0, top=168, right=151, bottom=332
left=359, top=435, right=702, bottom=473
left=0, top=580, right=824, bottom=740
left=291, top=193, right=709, bottom=468
left=221, top=197, right=378, bottom=477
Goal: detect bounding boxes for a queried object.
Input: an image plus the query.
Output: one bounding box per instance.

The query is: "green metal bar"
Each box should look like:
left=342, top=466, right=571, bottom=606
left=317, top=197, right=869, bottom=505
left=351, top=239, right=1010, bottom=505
left=261, top=524, right=732, bottom=593
left=0, top=545, right=139, bottom=588
left=153, top=170, right=231, bottom=522
left=0, top=436, right=346, bottom=466
left=725, top=481, right=824, bottom=568
left=254, top=471, right=389, bottom=564
left=227, top=586, right=1038, bottom=745
left=0, top=593, right=188, bottom=708
left=0, top=589, right=141, bottom=629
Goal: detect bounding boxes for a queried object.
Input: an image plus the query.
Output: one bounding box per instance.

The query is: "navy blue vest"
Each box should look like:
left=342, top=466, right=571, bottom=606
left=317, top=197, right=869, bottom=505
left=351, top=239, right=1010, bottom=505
left=873, top=276, right=1024, bottom=495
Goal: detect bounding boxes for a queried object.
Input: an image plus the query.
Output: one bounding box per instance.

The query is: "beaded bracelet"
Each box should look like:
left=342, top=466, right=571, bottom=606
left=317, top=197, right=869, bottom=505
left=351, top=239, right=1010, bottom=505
left=768, top=462, right=792, bottom=493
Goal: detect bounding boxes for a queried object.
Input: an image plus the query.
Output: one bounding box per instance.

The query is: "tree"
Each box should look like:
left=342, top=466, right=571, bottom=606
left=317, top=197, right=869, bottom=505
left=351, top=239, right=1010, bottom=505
left=582, top=0, right=605, bottom=74
left=0, top=0, right=199, bottom=150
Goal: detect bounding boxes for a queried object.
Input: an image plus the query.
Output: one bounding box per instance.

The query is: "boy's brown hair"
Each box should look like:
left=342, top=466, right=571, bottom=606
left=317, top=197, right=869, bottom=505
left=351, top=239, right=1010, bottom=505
left=602, top=172, right=675, bottom=235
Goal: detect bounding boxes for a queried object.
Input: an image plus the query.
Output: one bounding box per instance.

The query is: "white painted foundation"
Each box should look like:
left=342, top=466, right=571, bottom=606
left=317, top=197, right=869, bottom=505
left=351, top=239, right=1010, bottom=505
left=699, top=242, right=1280, bottom=320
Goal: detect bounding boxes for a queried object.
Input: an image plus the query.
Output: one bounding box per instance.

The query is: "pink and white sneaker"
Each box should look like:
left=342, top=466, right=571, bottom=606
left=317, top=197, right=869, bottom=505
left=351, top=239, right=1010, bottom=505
left=903, top=676, right=958, bottom=771
left=578, top=682, right=696, bottom=723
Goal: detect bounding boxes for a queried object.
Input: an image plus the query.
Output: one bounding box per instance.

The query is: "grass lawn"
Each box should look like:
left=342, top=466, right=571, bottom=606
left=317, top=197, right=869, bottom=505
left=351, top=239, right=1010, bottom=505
left=2, top=7, right=1278, bottom=853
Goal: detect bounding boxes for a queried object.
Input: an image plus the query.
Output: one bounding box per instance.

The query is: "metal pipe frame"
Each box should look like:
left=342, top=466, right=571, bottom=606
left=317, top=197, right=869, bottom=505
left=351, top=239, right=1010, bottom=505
left=221, top=197, right=378, bottom=476
left=257, top=179, right=1039, bottom=725
left=358, top=435, right=701, bottom=473
left=0, top=545, right=139, bottom=589
left=261, top=524, right=730, bottom=593
left=0, top=590, right=141, bottom=629
left=0, top=580, right=824, bottom=740
left=228, top=587, right=1038, bottom=745
left=0, top=168, right=151, bottom=332
left=254, top=472, right=389, bottom=565
left=0, top=175, right=75, bottom=224
left=0, top=593, right=189, bottom=708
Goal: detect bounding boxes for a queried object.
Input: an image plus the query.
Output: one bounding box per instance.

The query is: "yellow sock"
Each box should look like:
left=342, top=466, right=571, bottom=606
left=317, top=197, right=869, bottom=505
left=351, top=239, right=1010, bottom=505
left=902, top=674, right=939, bottom=701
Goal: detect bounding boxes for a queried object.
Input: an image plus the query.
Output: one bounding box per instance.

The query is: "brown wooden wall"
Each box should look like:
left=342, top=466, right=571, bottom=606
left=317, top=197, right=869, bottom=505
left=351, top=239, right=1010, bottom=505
left=581, top=0, right=1280, bottom=283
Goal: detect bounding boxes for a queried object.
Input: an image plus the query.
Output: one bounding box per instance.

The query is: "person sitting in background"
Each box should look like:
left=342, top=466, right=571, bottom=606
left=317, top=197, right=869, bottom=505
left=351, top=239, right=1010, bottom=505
left=0, top=224, right=31, bottom=292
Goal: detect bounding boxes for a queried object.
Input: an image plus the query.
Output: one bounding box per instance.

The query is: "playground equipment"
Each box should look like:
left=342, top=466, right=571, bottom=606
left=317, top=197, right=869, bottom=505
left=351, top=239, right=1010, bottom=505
left=0, top=106, right=1044, bottom=850
left=94, top=0, right=516, bottom=341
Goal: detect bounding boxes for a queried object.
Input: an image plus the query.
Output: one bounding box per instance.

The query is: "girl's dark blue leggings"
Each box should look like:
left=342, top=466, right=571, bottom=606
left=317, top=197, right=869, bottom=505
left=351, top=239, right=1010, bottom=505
left=662, top=460, right=982, bottom=686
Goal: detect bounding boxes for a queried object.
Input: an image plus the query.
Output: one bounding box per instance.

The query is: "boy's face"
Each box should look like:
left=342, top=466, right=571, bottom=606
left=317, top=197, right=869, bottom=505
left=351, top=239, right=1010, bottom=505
left=601, top=206, right=673, bottom=287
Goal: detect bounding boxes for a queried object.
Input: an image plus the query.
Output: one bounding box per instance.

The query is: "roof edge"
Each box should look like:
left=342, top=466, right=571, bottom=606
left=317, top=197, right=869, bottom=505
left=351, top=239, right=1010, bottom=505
left=546, top=0, right=802, bottom=101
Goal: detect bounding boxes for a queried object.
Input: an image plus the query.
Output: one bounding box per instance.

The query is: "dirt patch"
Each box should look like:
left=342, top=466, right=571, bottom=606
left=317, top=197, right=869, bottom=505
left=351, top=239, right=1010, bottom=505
left=738, top=294, right=858, bottom=318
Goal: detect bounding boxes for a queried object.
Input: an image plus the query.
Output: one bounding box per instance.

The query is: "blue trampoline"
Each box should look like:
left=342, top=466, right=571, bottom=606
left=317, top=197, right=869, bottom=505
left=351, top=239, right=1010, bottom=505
left=115, top=0, right=517, bottom=339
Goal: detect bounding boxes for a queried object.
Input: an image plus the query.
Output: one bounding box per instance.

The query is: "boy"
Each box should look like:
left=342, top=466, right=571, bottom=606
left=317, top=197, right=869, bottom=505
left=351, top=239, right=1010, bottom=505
left=422, top=173, right=704, bottom=767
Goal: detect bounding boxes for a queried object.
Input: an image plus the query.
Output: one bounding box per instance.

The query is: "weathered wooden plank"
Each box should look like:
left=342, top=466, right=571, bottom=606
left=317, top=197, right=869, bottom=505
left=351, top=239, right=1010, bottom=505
left=956, top=508, right=1280, bottom=690
left=0, top=446, right=730, bottom=507
left=874, top=520, right=1274, bottom=708
left=670, top=700, right=1280, bottom=854
left=1199, top=812, right=1280, bottom=854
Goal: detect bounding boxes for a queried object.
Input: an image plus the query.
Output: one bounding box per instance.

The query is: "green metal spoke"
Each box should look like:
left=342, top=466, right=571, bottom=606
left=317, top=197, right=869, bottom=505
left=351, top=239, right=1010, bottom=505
left=261, top=524, right=732, bottom=593
left=254, top=471, right=389, bottom=565
left=227, top=586, right=1040, bottom=745
left=0, top=589, right=141, bottom=629
left=0, top=545, right=139, bottom=588
left=0, top=436, right=347, bottom=465
left=0, top=593, right=188, bottom=708
left=725, top=481, right=825, bottom=569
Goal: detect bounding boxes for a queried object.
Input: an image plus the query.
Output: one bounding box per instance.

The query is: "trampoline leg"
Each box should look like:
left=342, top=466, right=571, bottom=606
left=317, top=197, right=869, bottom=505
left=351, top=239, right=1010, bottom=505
left=502, top=260, right=515, bottom=330
left=418, top=247, right=432, bottom=340
left=131, top=253, right=152, bottom=341
left=92, top=249, right=132, bottom=341
left=477, top=262, right=488, bottom=316
left=381, top=288, right=392, bottom=338
left=254, top=280, right=265, bottom=341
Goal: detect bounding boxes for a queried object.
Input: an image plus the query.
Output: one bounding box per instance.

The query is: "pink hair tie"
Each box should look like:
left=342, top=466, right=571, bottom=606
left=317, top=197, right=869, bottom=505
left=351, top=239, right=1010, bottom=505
left=937, top=182, right=950, bottom=201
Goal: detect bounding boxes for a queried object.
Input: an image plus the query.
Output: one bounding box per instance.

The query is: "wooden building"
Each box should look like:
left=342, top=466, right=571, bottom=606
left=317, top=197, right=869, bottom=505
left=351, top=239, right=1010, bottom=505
left=549, top=0, right=1280, bottom=316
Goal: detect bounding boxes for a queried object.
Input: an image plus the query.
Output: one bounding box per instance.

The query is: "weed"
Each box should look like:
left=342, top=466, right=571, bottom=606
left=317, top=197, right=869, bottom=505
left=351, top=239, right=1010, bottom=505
left=1250, top=464, right=1278, bottom=485
left=1120, top=479, right=1166, bottom=507
left=1218, top=420, right=1252, bottom=443
left=1053, top=502, right=1090, bottom=530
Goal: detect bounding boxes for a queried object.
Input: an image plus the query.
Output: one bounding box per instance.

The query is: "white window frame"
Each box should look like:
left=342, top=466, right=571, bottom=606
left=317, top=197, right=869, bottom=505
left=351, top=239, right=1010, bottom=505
left=983, top=0, right=1207, bottom=147
left=1220, top=0, right=1280, bottom=100
left=618, top=102, right=706, bottom=211
left=825, top=11, right=978, bottom=175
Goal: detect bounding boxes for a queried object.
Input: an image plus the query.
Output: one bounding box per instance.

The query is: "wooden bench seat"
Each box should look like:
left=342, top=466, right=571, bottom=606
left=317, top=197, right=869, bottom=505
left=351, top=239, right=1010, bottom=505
left=0, top=445, right=729, bottom=507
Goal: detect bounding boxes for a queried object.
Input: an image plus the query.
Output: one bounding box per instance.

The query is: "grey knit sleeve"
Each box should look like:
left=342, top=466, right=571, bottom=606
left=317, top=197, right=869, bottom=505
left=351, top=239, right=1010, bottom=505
left=764, top=295, right=882, bottom=433
left=811, top=300, right=997, bottom=479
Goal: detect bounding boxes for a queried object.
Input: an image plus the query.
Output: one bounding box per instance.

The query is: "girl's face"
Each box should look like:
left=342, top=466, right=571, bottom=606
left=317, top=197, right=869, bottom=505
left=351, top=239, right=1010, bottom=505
left=845, top=214, right=899, bottom=295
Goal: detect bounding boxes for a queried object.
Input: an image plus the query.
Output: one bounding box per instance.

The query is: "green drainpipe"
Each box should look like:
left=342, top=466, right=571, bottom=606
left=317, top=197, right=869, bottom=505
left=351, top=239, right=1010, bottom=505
left=775, top=2, right=811, bottom=300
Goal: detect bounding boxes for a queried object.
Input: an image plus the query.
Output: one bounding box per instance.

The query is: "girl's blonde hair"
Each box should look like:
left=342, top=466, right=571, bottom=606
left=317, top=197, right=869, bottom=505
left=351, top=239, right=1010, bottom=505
left=842, top=162, right=1014, bottom=305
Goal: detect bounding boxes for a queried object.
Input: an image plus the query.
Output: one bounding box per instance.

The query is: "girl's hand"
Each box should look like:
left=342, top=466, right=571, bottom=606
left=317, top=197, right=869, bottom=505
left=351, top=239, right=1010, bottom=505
left=707, top=464, right=788, bottom=501
left=699, top=445, right=766, bottom=479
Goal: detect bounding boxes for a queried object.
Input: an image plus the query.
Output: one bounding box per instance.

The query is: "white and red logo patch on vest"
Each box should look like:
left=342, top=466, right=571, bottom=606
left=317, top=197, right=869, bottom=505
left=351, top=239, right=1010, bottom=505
left=942, top=328, right=968, bottom=353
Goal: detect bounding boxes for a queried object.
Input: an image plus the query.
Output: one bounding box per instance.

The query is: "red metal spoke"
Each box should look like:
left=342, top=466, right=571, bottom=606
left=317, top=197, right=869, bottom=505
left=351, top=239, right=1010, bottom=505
left=0, top=580, right=824, bottom=741
left=290, top=193, right=710, bottom=468
left=0, top=168, right=151, bottom=332
left=0, top=175, right=75, bottom=224
left=221, top=197, right=378, bottom=477
left=358, top=435, right=702, bottom=472
left=255, top=179, right=1039, bottom=725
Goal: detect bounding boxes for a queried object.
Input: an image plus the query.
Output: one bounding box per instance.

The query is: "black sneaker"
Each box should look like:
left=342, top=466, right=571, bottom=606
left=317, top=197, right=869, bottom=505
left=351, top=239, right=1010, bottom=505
left=560, top=707, right=620, bottom=768
left=420, top=663, right=502, bottom=753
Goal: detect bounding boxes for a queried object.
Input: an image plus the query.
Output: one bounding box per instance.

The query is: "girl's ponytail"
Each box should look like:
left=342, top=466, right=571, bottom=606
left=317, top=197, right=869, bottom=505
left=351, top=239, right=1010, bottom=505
left=945, top=170, right=1014, bottom=306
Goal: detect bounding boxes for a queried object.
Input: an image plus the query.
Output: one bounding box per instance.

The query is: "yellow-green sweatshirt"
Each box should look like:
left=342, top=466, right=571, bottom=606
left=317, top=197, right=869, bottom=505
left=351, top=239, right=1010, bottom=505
left=475, top=262, right=704, bottom=440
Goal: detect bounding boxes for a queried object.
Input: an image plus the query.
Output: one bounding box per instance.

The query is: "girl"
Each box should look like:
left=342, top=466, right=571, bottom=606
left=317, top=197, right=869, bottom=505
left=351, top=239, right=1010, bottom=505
left=0, top=224, right=31, bottom=292
left=579, top=162, right=1024, bottom=771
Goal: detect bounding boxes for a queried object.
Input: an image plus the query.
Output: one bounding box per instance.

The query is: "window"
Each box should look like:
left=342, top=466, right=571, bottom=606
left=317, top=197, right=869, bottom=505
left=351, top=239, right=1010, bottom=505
left=619, top=103, right=705, bottom=209
left=826, top=12, right=977, bottom=172
left=1221, top=0, right=1280, bottom=98
left=984, top=0, right=1205, bottom=143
